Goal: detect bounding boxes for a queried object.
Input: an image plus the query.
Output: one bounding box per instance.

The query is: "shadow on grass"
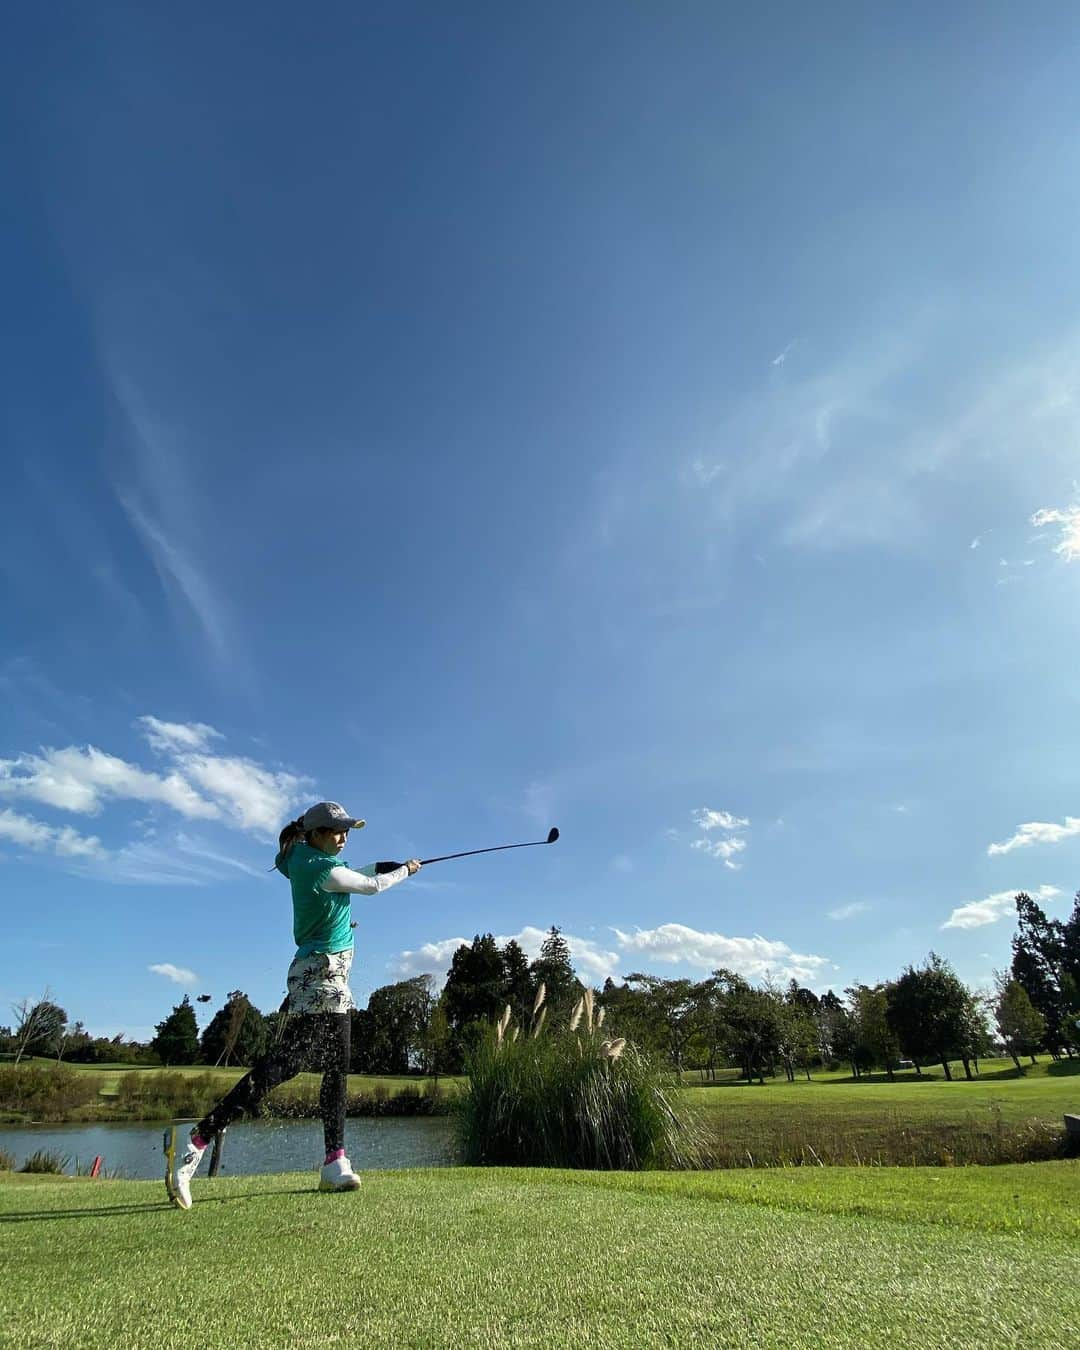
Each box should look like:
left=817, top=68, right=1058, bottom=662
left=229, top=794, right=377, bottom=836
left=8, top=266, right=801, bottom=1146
left=1046, top=1060, right=1080, bottom=1077
left=0, top=1188, right=315, bottom=1224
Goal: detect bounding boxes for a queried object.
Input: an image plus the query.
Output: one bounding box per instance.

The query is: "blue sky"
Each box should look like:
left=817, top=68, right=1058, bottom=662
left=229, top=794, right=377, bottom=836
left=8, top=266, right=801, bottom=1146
left=3, top=4, right=1079, bottom=1039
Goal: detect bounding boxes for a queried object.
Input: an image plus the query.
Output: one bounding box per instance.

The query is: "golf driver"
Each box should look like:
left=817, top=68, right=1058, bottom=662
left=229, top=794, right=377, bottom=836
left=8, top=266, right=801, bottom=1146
left=374, top=827, right=559, bottom=873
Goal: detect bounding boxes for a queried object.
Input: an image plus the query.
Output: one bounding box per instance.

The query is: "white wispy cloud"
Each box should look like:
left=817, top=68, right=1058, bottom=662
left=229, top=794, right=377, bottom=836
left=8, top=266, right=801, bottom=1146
left=988, top=815, right=1080, bottom=856
left=612, top=923, right=830, bottom=985
left=692, top=808, right=750, bottom=831
left=119, top=494, right=231, bottom=664
left=688, top=807, right=750, bottom=869
left=942, top=884, right=1061, bottom=930
left=139, top=716, right=222, bottom=754
left=827, top=901, right=871, bottom=921
left=691, top=836, right=747, bottom=869
left=1031, top=505, right=1080, bottom=561
left=97, top=834, right=266, bottom=886
left=522, top=780, right=554, bottom=828
left=0, top=807, right=104, bottom=859
left=149, top=962, right=198, bottom=985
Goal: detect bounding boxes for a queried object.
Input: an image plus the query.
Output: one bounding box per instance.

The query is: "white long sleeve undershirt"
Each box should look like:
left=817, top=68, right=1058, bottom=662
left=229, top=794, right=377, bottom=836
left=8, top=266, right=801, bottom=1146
left=320, top=863, right=410, bottom=895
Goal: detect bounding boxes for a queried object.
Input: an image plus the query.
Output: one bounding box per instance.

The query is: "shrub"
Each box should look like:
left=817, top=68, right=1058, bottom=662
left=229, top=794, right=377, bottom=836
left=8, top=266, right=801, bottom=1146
left=20, top=1149, right=68, bottom=1174
left=0, top=1146, right=16, bottom=1170
left=115, top=1071, right=223, bottom=1120
left=457, top=987, right=706, bottom=1169
left=0, top=1064, right=99, bottom=1120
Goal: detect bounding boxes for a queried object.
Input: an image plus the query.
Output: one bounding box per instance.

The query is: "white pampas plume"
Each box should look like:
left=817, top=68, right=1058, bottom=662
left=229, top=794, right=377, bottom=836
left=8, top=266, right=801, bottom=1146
left=583, top=986, right=595, bottom=1033
left=596, top=1006, right=606, bottom=1029
left=498, top=1004, right=512, bottom=1037
left=568, top=998, right=584, bottom=1032
left=511, top=1025, right=519, bottom=1042
left=532, top=983, right=546, bottom=1016
left=532, top=1006, right=547, bottom=1039
left=607, top=1038, right=626, bottom=1060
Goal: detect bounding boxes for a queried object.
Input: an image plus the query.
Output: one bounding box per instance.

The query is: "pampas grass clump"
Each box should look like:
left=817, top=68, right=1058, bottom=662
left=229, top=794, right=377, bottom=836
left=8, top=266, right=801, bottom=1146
left=457, top=987, right=704, bottom=1170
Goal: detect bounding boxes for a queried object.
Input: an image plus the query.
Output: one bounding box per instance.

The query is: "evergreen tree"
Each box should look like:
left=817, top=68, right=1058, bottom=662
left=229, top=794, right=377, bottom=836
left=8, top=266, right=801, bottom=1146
left=442, top=934, right=507, bottom=1065
left=152, top=995, right=200, bottom=1065
left=501, top=939, right=535, bottom=1027
left=200, top=991, right=266, bottom=1066
left=1010, top=892, right=1070, bottom=1054
left=528, top=926, right=580, bottom=1018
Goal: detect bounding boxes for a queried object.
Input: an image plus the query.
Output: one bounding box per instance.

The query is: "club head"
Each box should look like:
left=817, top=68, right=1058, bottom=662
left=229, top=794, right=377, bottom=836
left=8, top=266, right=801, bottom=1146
left=547, top=827, right=559, bottom=844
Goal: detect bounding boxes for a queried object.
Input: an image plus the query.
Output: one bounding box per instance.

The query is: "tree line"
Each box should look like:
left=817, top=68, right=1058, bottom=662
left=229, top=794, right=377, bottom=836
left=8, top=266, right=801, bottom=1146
left=5, top=892, right=1078, bottom=1078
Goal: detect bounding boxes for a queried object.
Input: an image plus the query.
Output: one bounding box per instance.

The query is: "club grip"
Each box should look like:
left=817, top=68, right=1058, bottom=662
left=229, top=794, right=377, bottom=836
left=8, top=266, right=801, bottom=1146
left=374, top=860, right=404, bottom=875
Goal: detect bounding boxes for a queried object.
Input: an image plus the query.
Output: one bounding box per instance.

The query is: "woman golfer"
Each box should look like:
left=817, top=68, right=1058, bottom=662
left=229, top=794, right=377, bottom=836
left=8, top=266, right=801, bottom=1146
left=168, top=801, right=420, bottom=1208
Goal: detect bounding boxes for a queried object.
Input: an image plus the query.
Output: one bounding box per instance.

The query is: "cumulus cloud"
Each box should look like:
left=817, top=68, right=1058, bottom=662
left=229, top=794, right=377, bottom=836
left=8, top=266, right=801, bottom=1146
left=392, top=926, right=621, bottom=985
left=0, top=745, right=219, bottom=819
left=177, top=754, right=306, bottom=836
left=942, top=884, right=1061, bottom=930
left=613, top=923, right=830, bottom=985
left=149, top=962, right=198, bottom=985
left=988, top=815, right=1080, bottom=856
left=393, top=937, right=472, bottom=979
left=1031, top=505, right=1080, bottom=561
left=0, top=807, right=104, bottom=859
left=0, top=719, right=309, bottom=842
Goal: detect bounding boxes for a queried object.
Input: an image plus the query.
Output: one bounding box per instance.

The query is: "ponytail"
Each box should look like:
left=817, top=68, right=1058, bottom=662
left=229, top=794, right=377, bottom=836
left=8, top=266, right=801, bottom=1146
left=273, top=815, right=307, bottom=868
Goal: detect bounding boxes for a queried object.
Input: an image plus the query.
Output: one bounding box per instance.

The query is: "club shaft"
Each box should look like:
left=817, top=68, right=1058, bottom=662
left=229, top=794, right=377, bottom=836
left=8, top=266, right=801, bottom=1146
left=420, top=838, right=552, bottom=866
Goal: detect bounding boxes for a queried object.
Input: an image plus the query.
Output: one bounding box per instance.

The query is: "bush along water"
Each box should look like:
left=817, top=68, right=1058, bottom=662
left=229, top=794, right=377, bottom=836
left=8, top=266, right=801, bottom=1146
left=457, top=985, right=706, bottom=1169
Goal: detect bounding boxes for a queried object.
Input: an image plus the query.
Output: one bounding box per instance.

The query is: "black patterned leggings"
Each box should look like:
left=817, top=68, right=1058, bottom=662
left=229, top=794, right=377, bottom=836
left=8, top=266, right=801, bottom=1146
left=196, top=1011, right=351, bottom=1155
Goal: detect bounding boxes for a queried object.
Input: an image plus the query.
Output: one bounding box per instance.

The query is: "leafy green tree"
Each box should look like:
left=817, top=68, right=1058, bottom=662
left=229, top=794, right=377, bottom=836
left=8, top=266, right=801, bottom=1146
left=151, top=995, right=200, bottom=1065
left=777, top=982, right=821, bottom=1081
left=886, top=954, right=973, bottom=1080
left=847, top=983, right=900, bottom=1079
left=994, top=975, right=1046, bottom=1070
left=528, top=927, right=581, bottom=1019
left=816, top=990, right=861, bottom=1076
left=705, top=972, right=781, bottom=1083
left=200, top=991, right=267, bottom=1067
left=420, top=995, right=452, bottom=1080
left=621, top=975, right=701, bottom=1077
left=360, top=976, right=436, bottom=1073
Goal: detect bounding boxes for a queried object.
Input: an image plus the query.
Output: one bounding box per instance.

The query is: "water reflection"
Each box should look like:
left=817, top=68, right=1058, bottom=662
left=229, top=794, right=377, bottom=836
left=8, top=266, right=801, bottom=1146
left=0, top=1116, right=457, bottom=1181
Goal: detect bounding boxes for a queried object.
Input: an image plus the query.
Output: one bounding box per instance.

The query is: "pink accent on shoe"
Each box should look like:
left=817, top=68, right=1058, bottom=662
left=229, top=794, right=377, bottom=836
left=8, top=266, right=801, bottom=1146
left=191, top=1134, right=210, bottom=1151
left=325, top=1148, right=345, bottom=1165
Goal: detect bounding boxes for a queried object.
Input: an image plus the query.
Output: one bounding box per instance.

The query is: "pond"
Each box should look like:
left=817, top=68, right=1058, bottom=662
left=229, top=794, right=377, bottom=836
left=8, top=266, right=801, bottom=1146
left=0, top=1116, right=458, bottom=1180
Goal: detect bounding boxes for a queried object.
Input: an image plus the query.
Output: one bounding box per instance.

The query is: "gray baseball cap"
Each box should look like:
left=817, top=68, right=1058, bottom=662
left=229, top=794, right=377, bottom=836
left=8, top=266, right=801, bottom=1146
left=301, top=801, right=366, bottom=832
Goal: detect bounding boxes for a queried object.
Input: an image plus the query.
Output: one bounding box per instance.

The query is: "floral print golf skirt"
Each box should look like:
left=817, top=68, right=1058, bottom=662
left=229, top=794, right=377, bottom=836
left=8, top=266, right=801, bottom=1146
left=285, top=947, right=355, bottom=1014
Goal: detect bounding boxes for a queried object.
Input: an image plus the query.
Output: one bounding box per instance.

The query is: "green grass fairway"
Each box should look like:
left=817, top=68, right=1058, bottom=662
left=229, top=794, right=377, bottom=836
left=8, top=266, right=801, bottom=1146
left=685, top=1061, right=1079, bottom=1164
left=2, top=1163, right=1077, bottom=1348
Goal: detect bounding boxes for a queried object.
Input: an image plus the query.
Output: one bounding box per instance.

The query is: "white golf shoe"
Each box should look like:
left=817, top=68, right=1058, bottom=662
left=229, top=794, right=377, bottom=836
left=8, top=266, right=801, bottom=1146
left=319, top=1155, right=361, bottom=1192
left=171, top=1130, right=208, bottom=1210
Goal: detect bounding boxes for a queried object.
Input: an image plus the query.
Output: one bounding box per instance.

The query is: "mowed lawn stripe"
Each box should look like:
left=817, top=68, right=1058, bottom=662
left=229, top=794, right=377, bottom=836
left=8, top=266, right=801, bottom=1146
left=2, top=1167, right=1078, bottom=1348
